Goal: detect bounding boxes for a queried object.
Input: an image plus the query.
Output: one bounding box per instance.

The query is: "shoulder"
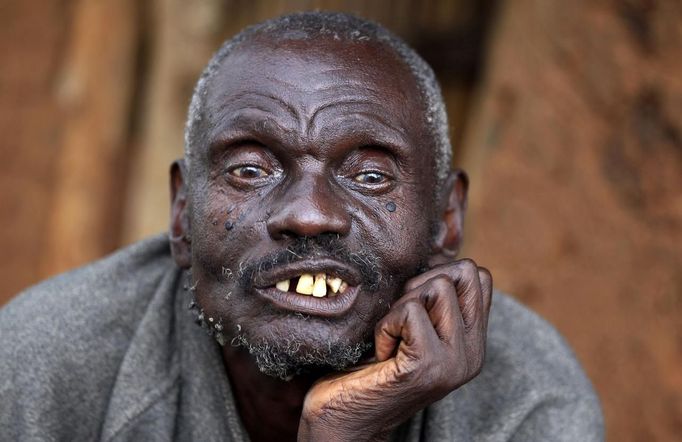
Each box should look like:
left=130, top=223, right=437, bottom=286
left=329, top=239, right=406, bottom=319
left=0, top=235, right=175, bottom=440
left=423, top=292, right=604, bottom=441
left=0, top=235, right=173, bottom=354
left=485, top=292, right=593, bottom=388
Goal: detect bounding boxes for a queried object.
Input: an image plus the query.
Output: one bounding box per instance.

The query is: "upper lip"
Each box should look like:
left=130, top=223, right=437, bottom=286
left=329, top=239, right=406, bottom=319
left=252, top=258, right=362, bottom=289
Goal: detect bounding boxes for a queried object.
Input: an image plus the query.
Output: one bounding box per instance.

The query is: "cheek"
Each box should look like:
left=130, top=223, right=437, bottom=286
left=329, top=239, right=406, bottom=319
left=189, top=229, right=271, bottom=341
left=190, top=186, right=264, bottom=275
left=356, top=189, right=432, bottom=273
left=345, top=188, right=433, bottom=321
left=187, top=187, right=275, bottom=325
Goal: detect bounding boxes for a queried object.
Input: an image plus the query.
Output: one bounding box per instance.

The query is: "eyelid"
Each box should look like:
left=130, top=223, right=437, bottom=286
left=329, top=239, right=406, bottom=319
left=353, top=169, right=391, bottom=180
left=221, top=145, right=282, bottom=187
left=338, top=147, right=398, bottom=192
left=221, top=142, right=281, bottom=172
left=229, top=164, right=270, bottom=177
left=357, top=143, right=407, bottom=173
left=345, top=170, right=395, bottom=196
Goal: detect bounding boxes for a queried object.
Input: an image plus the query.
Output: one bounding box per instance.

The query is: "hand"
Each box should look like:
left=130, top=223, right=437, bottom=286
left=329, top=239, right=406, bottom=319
left=298, top=259, right=493, bottom=442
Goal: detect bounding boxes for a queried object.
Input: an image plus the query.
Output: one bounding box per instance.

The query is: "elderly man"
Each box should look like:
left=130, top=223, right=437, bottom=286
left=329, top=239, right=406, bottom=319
left=0, top=12, right=603, bottom=442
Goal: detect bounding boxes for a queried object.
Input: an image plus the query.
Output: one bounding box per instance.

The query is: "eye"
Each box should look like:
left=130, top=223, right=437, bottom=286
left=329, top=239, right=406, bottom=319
left=229, top=165, right=270, bottom=179
left=353, top=171, right=389, bottom=185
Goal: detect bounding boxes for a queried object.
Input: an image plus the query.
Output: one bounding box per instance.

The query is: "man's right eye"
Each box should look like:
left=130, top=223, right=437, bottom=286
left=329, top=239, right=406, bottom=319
left=229, top=165, right=270, bottom=179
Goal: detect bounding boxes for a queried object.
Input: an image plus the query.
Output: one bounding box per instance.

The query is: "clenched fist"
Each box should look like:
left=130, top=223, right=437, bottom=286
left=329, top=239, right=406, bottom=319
left=298, top=259, right=493, bottom=442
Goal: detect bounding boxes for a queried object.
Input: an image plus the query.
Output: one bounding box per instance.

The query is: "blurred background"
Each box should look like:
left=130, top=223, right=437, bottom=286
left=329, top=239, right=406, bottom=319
left=1, top=0, right=680, bottom=440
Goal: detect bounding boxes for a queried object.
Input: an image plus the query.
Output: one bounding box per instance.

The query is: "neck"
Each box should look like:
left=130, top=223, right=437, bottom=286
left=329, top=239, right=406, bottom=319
left=222, top=346, right=319, bottom=442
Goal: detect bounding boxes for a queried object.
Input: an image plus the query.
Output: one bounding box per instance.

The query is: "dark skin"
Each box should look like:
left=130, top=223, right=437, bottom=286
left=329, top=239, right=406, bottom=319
left=169, top=35, right=492, bottom=442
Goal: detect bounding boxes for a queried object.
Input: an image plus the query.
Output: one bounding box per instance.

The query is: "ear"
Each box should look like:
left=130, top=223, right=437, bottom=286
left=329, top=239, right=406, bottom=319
left=169, top=159, right=192, bottom=268
left=431, top=169, right=468, bottom=262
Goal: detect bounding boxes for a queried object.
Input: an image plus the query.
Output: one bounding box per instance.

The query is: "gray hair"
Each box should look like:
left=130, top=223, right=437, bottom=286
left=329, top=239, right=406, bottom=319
left=184, top=11, right=452, bottom=187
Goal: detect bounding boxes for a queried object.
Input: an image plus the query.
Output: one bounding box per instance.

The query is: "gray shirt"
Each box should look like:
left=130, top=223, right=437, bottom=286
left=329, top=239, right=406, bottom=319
left=0, top=235, right=604, bottom=441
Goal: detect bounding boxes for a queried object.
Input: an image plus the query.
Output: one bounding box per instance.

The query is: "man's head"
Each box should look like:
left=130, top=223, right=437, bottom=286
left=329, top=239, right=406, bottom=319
left=169, top=12, right=468, bottom=379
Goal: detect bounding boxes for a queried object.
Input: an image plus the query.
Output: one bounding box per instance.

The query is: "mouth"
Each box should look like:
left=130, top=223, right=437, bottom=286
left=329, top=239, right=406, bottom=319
left=252, top=259, right=362, bottom=317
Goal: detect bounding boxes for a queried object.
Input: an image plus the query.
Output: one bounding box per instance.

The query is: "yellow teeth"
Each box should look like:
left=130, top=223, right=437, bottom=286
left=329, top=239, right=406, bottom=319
left=295, top=273, right=314, bottom=295
left=327, top=277, right=342, bottom=294
left=312, top=274, right=327, bottom=298
left=276, top=273, right=348, bottom=297
left=275, top=280, right=290, bottom=292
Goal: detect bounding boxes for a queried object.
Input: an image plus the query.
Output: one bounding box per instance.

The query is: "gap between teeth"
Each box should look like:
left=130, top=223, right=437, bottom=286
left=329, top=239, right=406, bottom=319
left=275, top=273, right=347, bottom=297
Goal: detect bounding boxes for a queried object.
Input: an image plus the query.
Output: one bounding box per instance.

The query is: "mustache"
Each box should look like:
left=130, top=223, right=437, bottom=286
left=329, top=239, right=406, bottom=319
left=238, top=233, right=382, bottom=291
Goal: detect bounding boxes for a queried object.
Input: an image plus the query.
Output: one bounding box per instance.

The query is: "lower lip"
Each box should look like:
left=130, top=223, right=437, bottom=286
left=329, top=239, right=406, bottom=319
left=253, top=286, right=359, bottom=317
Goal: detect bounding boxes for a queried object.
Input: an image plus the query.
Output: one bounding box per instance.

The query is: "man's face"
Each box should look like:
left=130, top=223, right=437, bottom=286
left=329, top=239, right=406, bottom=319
left=180, top=36, right=441, bottom=377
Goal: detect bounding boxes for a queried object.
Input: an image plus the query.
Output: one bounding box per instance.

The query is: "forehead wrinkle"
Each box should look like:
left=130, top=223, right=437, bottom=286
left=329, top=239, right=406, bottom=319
left=206, top=111, right=298, bottom=147
left=307, top=98, right=409, bottom=138
left=307, top=81, right=384, bottom=97
left=216, top=90, right=301, bottom=123
left=303, top=76, right=411, bottom=122
left=310, top=110, right=410, bottom=148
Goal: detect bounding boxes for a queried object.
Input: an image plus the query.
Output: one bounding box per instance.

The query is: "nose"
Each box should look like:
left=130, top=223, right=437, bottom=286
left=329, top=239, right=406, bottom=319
left=266, top=174, right=352, bottom=240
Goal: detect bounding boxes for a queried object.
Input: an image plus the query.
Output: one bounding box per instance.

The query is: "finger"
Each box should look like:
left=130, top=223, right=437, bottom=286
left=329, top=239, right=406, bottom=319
left=445, top=263, right=485, bottom=374
left=407, top=259, right=487, bottom=373
left=405, top=259, right=483, bottom=333
left=374, top=298, right=449, bottom=362
left=478, top=267, right=493, bottom=328
left=458, top=267, right=490, bottom=375
left=388, top=275, right=462, bottom=345
left=404, top=258, right=479, bottom=293
left=456, top=260, right=483, bottom=335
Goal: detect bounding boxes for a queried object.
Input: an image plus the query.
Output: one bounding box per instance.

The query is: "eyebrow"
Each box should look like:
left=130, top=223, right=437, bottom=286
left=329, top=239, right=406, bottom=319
left=309, top=96, right=409, bottom=133
left=206, top=111, right=413, bottom=170
left=206, top=93, right=414, bottom=163
left=307, top=101, right=412, bottom=157
left=206, top=112, right=295, bottom=148
left=322, top=111, right=410, bottom=148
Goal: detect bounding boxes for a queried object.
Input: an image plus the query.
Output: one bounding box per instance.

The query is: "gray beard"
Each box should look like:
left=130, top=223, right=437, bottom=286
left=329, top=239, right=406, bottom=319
left=232, top=333, right=372, bottom=381
left=187, top=295, right=373, bottom=380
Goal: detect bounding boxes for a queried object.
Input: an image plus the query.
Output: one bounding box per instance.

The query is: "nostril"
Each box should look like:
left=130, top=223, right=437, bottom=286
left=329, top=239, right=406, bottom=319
left=265, top=183, right=352, bottom=239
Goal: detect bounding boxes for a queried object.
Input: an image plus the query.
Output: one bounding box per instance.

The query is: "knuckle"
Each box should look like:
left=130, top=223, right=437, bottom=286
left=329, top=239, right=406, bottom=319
left=403, top=299, right=424, bottom=315
left=477, top=267, right=493, bottom=286
left=426, top=275, right=454, bottom=295
left=457, top=258, right=477, bottom=271
left=393, top=357, right=426, bottom=384
left=374, top=317, right=388, bottom=336
left=418, top=276, right=457, bottom=311
left=457, top=259, right=479, bottom=281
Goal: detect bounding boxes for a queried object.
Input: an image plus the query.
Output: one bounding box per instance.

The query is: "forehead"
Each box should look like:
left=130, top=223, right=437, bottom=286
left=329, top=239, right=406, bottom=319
left=203, top=36, right=427, bottom=140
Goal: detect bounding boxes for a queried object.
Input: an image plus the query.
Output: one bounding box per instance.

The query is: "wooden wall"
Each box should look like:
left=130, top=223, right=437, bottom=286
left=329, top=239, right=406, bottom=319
left=461, top=1, right=682, bottom=439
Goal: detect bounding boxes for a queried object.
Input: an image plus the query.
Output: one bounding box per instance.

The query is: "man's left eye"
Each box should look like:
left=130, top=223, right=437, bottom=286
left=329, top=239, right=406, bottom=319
left=353, top=171, right=387, bottom=184
left=229, top=165, right=270, bottom=179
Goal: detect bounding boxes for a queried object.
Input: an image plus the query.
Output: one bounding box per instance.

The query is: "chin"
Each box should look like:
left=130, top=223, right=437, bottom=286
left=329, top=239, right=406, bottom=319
left=233, top=314, right=375, bottom=380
